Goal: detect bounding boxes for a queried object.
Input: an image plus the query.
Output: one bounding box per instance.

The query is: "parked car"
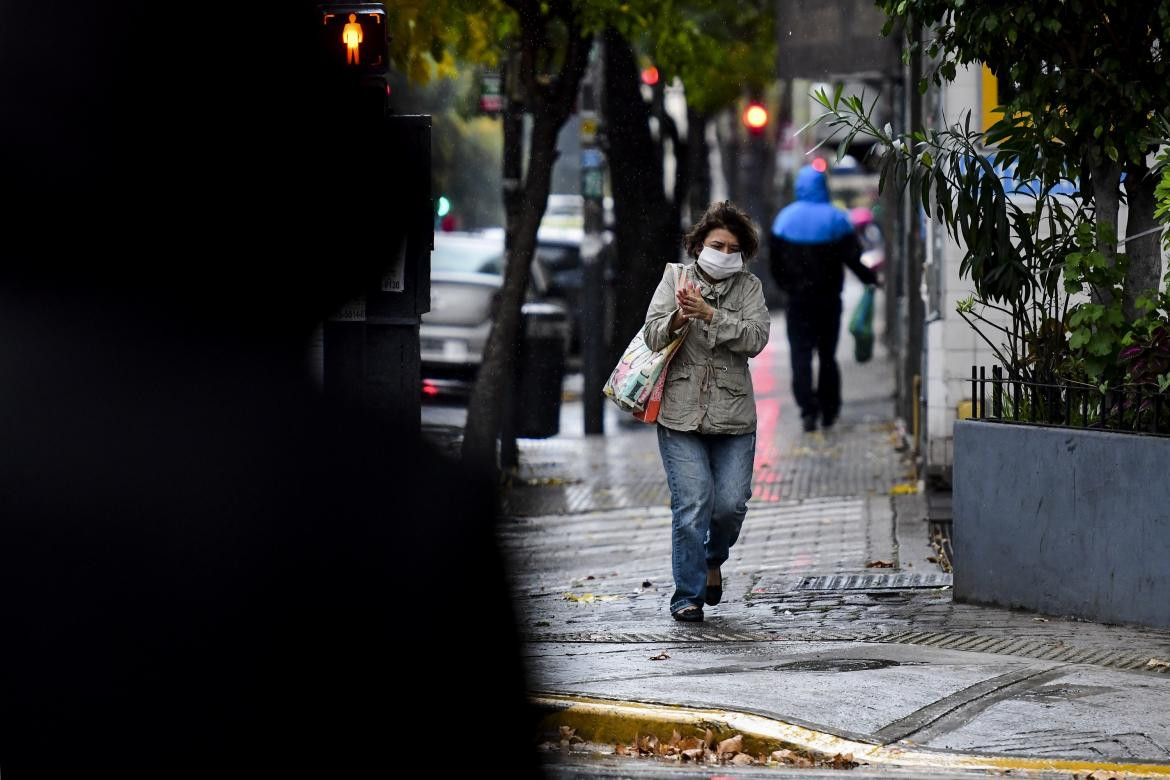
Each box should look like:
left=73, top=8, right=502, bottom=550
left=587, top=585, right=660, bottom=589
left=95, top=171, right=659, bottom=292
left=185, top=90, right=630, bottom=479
left=421, top=231, right=562, bottom=395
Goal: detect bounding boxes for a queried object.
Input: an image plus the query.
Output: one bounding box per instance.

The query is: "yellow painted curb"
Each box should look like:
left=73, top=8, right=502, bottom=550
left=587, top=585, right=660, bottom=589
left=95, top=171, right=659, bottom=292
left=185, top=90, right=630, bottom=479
left=533, top=693, right=1170, bottom=777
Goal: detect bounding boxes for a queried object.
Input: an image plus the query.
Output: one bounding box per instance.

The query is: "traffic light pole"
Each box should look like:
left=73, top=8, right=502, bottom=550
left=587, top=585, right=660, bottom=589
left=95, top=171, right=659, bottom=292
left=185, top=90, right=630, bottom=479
left=316, top=3, right=431, bottom=436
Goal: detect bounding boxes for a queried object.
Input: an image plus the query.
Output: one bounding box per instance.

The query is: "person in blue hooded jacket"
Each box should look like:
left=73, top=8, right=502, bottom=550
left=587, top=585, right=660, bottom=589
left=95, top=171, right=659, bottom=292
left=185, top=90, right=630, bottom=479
left=770, top=164, right=878, bottom=432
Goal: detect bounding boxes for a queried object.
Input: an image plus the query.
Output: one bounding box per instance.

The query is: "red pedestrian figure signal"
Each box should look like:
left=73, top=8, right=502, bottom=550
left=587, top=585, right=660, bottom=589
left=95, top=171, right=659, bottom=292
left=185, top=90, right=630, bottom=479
left=319, top=4, right=387, bottom=73
left=343, top=13, right=363, bottom=64
left=743, top=102, right=768, bottom=134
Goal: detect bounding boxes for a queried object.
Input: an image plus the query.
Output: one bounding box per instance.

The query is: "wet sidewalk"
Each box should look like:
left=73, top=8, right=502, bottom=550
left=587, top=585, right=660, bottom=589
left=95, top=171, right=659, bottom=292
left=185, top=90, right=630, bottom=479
left=496, top=286, right=1170, bottom=775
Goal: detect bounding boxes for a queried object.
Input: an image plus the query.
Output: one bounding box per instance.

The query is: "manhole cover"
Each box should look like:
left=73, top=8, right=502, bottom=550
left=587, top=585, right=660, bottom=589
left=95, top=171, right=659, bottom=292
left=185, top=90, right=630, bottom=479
left=775, top=658, right=900, bottom=672
left=795, top=572, right=952, bottom=592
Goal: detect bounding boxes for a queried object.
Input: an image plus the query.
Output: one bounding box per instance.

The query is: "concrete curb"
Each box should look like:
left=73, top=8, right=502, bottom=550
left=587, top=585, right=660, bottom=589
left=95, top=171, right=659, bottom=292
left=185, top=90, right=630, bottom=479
left=533, top=693, right=1170, bottom=777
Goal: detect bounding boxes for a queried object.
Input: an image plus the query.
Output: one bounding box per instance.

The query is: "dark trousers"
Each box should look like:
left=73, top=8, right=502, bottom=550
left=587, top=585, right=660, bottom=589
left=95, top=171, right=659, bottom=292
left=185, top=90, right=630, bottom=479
left=785, top=294, right=842, bottom=422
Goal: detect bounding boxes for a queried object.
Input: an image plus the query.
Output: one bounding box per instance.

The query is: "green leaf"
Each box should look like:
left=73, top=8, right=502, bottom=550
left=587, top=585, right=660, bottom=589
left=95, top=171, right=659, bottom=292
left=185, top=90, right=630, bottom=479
left=1085, top=358, right=1109, bottom=379
left=1088, top=332, right=1116, bottom=356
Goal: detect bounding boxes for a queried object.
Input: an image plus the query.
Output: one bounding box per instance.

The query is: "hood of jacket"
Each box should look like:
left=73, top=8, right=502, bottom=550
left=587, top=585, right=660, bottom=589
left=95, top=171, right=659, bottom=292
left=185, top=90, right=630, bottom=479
left=771, top=165, right=851, bottom=244
left=794, top=165, right=831, bottom=203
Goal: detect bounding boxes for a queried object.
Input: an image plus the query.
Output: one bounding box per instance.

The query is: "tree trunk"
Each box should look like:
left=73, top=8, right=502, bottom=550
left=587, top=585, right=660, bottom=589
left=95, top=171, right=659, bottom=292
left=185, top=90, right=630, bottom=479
left=686, top=108, right=711, bottom=224
left=1089, top=161, right=1123, bottom=307
left=461, top=17, right=592, bottom=475
left=1123, top=159, right=1163, bottom=318
left=603, top=27, right=677, bottom=368
left=462, top=113, right=566, bottom=472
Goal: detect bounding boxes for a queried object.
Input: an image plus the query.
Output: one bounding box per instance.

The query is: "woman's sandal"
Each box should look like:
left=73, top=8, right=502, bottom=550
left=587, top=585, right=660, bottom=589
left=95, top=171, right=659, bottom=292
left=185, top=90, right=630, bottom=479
left=705, top=570, right=723, bottom=606
left=672, top=605, right=704, bottom=622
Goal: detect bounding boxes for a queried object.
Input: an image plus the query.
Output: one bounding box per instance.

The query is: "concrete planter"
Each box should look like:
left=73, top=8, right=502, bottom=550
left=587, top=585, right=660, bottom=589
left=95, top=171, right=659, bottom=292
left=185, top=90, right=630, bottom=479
left=953, top=420, right=1170, bottom=629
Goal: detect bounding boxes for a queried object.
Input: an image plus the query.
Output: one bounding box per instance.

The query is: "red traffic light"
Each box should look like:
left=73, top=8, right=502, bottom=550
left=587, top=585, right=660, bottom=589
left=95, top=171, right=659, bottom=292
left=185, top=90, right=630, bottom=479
left=641, top=66, right=660, bottom=86
left=743, top=102, right=768, bottom=133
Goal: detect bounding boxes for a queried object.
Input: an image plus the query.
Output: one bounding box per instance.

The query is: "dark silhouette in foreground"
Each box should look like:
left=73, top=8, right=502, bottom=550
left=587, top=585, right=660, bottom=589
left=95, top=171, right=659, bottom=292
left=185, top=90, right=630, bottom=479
left=0, top=3, right=538, bottom=776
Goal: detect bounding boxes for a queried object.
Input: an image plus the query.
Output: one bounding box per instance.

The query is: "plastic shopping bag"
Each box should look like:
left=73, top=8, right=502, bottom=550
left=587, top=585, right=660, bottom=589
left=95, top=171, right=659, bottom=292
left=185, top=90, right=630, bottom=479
left=849, top=285, right=876, bottom=363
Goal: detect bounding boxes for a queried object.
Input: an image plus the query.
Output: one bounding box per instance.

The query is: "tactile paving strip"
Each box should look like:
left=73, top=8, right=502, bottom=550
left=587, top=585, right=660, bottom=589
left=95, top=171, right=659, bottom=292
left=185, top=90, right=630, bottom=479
left=522, top=628, right=1170, bottom=674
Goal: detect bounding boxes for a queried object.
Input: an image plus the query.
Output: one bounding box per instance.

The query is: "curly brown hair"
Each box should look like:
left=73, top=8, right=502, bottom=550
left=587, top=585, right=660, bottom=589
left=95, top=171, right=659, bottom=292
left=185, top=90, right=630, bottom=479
left=682, top=200, right=760, bottom=261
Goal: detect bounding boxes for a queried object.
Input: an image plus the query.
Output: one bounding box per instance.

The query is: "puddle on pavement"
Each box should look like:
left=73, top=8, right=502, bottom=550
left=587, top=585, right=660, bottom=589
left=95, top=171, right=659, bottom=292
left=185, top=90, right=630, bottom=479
left=773, top=658, right=901, bottom=673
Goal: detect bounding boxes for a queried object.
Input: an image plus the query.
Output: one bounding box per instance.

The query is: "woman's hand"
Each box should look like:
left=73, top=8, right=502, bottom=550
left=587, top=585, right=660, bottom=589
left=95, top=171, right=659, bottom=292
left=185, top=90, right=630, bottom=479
left=677, top=283, right=715, bottom=323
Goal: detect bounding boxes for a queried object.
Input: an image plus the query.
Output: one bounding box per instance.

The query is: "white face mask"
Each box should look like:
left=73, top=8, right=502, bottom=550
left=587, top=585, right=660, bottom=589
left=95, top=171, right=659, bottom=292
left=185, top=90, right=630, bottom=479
left=696, top=245, right=743, bottom=280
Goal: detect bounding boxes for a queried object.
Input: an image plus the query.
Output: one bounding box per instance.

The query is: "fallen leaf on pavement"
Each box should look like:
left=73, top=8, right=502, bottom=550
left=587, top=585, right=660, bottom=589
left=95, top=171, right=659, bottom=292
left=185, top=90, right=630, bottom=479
left=669, top=729, right=681, bottom=746
left=521, top=476, right=569, bottom=487
left=890, top=482, right=919, bottom=495
left=866, top=560, right=895, bottom=568
left=926, top=556, right=939, bottom=563
left=716, top=734, right=744, bottom=756
left=831, top=752, right=858, bottom=768
left=615, top=743, right=629, bottom=756
left=677, top=736, right=703, bottom=751
left=586, top=575, right=595, bottom=580
left=731, top=753, right=755, bottom=765
left=681, top=748, right=704, bottom=761
left=705, top=728, right=715, bottom=748
left=1146, top=658, right=1170, bottom=670
left=642, top=580, right=653, bottom=588
left=559, top=726, right=575, bottom=740
left=539, top=741, right=559, bottom=751
left=648, top=651, right=670, bottom=661
left=770, top=749, right=813, bottom=767
left=1033, top=617, right=1049, bottom=622
left=563, top=592, right=624, bottom=603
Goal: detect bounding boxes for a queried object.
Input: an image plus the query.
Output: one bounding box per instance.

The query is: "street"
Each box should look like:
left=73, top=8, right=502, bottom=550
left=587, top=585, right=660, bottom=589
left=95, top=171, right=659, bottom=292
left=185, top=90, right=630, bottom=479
left=426, top=280, right=1170, bottom=776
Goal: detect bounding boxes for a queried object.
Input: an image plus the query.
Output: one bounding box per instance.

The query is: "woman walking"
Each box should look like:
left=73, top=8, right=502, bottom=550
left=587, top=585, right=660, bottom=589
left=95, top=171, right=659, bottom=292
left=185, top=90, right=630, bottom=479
left=643, top=201, right=771, bottom=622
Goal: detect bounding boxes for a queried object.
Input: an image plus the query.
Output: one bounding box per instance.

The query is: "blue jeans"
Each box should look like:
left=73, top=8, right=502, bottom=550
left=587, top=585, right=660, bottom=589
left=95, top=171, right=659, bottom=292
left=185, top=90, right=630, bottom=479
left=657, top=425, right=755, bottom=613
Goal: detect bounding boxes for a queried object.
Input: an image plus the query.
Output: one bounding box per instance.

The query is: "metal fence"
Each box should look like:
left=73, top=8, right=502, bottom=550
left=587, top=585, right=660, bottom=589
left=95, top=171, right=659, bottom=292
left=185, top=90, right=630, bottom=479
left=970, top=365, right=1170, bottom=436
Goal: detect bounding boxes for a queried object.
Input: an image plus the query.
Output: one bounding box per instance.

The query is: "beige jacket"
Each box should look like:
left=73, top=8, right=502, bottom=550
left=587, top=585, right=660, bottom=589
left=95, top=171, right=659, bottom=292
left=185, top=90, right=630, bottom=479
left=643, top=262, right=770, bottom=434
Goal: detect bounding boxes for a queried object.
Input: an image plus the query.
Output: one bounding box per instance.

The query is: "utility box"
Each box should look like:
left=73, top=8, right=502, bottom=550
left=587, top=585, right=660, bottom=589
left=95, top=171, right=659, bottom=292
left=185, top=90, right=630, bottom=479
left=323, top=115, right=432, bottom=434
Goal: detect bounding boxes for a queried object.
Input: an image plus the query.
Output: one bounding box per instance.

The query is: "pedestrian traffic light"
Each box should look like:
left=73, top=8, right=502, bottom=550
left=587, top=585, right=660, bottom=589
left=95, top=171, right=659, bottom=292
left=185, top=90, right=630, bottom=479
left=318, top=3, right=388, bottom=74
left=436, top=196, right=451, bottom=218
left=743, top=101, right=768, bottom=134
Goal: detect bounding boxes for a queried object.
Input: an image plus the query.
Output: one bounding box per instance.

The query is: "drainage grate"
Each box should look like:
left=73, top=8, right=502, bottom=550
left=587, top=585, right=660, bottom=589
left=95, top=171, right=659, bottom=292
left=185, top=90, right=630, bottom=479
left=795, top=572, right=953, bottom=592
left=929, top=522, right=954, bottom=572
